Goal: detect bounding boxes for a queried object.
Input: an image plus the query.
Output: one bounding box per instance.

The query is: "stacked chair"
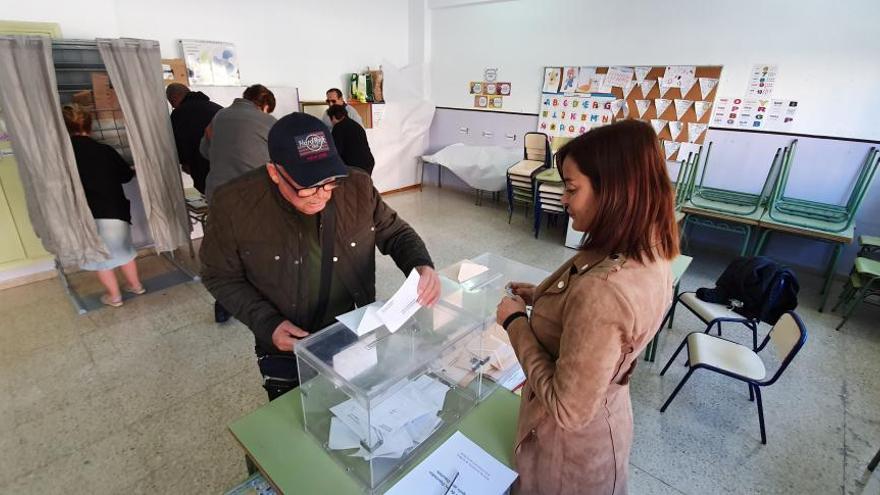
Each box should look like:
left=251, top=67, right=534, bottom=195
left=765, top=143, right=878, bottom=233
left=532, top=136, right=572, bottom=238
left=506, top=132, right=551, bottom=223
left=687, top=142, right=786, bottom=217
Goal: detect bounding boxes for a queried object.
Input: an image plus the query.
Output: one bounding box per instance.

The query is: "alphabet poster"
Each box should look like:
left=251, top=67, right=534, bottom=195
left=537, top=93, right=617, bottom=138
left=711, top=97, right=798, bottom=130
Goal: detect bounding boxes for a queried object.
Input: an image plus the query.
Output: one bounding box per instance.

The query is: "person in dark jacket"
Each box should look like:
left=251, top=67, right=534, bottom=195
left=328, top=104, right=375, bottom=175
left=166, top=83, right=221, bottom=194
left=200, top=113, right=440, bottom=400
left=63, top=104, right=144, bottom=308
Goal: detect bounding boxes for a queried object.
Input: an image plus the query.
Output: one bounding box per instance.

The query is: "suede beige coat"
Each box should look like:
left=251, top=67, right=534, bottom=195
left=507, top=250, right=672, bottom=495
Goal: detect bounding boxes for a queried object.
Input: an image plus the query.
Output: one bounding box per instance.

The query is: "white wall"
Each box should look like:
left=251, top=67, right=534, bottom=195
left=429, top=0, right=880, bottom=140
left=1, top=0, right=411, bottom=101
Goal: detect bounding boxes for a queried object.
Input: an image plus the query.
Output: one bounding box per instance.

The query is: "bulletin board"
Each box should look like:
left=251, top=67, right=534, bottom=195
left=538, top=65, right=723, bottom=161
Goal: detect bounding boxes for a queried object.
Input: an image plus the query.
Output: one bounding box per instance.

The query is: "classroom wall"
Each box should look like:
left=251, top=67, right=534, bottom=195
left=0, top=0, right=411, bottom=101
left=429, top=0, right=880, bottom=140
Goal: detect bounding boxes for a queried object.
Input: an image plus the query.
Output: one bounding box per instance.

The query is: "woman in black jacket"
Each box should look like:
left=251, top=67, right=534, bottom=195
left=63, top=104, right=144, bottom=308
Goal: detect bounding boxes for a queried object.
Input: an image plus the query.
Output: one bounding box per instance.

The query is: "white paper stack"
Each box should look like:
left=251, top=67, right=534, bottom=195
left=327, top=376, right=450, bottom=460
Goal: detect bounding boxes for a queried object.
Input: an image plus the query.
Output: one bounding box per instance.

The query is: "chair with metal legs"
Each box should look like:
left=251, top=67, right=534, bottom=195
left=662, top=291, right=760, bottom=350
left=659, top=311, right=807, bottom=444
left=869, top=446, right=880, bottom=471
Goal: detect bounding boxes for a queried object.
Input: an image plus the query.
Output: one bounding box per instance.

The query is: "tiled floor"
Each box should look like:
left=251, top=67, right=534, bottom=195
left=1, top=185, right=878, bottom=494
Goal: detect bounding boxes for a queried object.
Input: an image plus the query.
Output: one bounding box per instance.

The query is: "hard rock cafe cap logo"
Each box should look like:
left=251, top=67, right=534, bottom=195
left=295, top=131, right=330, bottom=161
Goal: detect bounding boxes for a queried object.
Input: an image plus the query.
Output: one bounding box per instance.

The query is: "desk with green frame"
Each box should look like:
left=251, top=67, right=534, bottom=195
left=228, top=386, right=520, bottom=494
left=754, top=213, right=855, bottom=312
left=680, top=204, right=764, bottom=257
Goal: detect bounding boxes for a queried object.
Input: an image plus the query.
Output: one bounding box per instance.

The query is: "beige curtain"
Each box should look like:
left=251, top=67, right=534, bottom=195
left=97, top=38, right=189, bottom=253
left=0, top=35, right=109, bottom=267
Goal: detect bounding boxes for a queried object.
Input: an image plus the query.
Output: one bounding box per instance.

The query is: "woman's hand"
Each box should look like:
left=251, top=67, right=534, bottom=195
left=507, top=282, right=536, bottom=305
left=496, top=295, right=527, bottom=327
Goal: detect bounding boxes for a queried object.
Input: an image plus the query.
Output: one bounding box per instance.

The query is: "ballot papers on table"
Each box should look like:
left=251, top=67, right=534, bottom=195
left=327, top=375, right=449, bottom=459
left=385, top=431, right=518, bottom=495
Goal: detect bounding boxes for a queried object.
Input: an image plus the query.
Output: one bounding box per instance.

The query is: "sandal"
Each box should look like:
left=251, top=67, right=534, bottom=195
left=125, top=285, right=147, bottom=295
left=101, top=294, right=123, bottom=308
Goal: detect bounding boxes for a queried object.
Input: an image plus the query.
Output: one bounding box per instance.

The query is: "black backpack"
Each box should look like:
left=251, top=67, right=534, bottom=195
left=696, top=256, right=799, bottom=324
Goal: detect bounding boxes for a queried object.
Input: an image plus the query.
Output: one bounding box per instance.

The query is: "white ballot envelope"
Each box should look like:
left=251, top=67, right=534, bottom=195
left=377, top=269, right=422, bottom=332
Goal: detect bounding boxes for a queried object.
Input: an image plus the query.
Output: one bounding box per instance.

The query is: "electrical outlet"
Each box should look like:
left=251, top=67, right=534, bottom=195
left=505, top=133, right=516, bottom=141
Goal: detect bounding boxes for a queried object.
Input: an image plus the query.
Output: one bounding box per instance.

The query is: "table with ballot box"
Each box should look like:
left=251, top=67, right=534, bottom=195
left=293, top=253, right=548, bottom=493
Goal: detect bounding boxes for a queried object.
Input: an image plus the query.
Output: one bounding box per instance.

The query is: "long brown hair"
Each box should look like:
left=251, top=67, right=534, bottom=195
left=557, top=119, right=679, bottom=263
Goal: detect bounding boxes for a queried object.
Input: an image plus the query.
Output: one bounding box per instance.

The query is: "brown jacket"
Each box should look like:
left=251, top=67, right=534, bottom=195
left=200, top=167, right=433, bottom=356
left=507, top=250, right=672, bottom=495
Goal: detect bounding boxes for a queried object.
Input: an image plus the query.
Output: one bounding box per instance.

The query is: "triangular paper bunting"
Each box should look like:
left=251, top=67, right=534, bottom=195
left=635, top=100, right=651, bottom=118
left=688, top=123, right=708, bottom=142
left=668, top=121, right=683, bottom=140
left=694, top=101, right=713, bottom=121
left=663, top=141, right=681, bottom=160
left=679, top=77, right=698, bottom=97
left=674, top=99, right=694, bottom=119
left=654, top=98, right=672, bottom=117
left=657, top=79, right=673, bottom=98
left=621, top=101, right=631, bottom=118
left=650, top=119, right=668, bottom=135
left=639, top=80, right=656, bottom=98
left=611, top=99, right=626, bottom=117
left=699, top=78, right=718, bottom=99
left=622, top=80, right=637, bottom=99
left=634, top=66, right=651, bottom=82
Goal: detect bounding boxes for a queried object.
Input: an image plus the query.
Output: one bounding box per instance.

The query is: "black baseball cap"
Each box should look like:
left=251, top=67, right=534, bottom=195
left=268, top=113, right=348, bottom=188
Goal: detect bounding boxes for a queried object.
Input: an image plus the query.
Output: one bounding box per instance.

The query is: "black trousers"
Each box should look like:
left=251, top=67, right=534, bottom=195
left=257, top=354, right=300, bottom=401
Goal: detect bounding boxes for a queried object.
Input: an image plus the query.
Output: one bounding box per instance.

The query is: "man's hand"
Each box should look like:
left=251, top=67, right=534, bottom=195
left=415, top=265, right=441, bottom=307
left=271, top=320, right=309, bottom=352
left=507, top=282, right=536, bottom=306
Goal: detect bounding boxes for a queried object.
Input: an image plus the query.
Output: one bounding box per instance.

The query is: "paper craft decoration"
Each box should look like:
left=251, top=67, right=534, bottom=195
left=663, top=141, right=682, bottom=160
left=591, top=74, right=611, bottom=93
left=622, top=80, right=637, bottom=99
left=668, top=121, right=683, bottom=140
left=699, top=78, right=718, bottom=99
left=575, top=66, right=597, bottom=93
left=654, top=98, right=672, bottom=117
left=662, top=66, right=696, bottom=87
left=674, top=99, right=694, bottom=119
left=484, top=67, right=498, bottom=82
left=561, top=66, right=579, bottom=94
left=687, top=123, right=708, bottom=142
left=679, top=77, right=698, bottom=98
left=543, top=67, right=562, bottom=93
left=474, top=95, right=488, bottom=108
left=650, top=119, right=668, bottom=135
left=490, top=96, right=503, bottom=109
left=694, top=100, right=712, bottom=121
left=657, top=79, right=673, bottom=98
left=604, top=66, right=634, bottom=88
left=469, top=82, right=482, bottom=94
left=639, top=80, right=656, bottom=98
left=499, top=82, right=512, bottom=95
left=535, top=65, right=722, bottom=160
left=484, top=83, right=498, bottom=95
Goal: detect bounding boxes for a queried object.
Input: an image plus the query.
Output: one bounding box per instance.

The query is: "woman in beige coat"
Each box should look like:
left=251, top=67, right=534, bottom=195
left=497, top=120, right=678, bottom=494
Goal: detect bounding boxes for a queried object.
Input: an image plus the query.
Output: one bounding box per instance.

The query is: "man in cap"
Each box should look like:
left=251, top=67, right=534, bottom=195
left=200, top=112, right=439, bottom=400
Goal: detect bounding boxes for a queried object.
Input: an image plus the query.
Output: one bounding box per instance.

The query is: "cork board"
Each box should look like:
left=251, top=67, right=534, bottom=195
left=538, top=65, right=723, bottom=161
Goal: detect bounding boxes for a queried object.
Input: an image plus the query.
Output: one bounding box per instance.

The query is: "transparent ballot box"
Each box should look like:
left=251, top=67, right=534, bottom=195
left=437, top=252, right=550, bottom=396
left=295, top=301, right=495, bottom=493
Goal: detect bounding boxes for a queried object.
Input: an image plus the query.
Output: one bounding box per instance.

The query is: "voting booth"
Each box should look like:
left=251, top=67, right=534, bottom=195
left=294, top=253, right=547, bottom=493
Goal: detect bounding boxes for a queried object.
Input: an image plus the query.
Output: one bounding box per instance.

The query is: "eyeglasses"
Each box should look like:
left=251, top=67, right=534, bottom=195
left=279, top=172, right=341, bottom=198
